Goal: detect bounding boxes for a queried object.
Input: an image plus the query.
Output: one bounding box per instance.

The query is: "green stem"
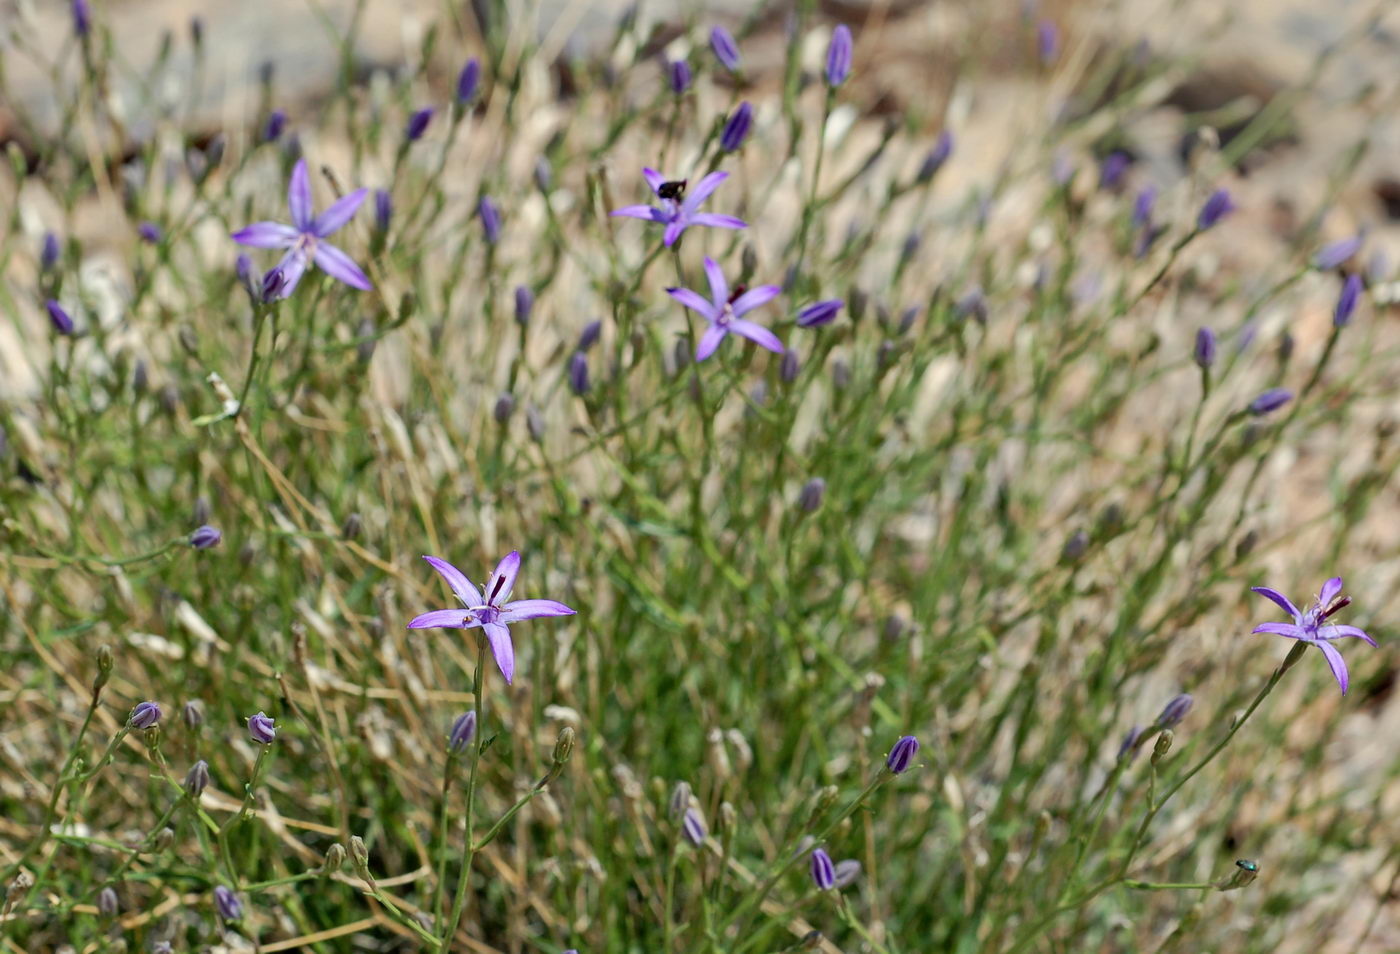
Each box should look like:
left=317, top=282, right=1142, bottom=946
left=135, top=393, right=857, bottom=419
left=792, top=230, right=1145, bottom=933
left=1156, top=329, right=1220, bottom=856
left=442, top=634, right=487, bottom=944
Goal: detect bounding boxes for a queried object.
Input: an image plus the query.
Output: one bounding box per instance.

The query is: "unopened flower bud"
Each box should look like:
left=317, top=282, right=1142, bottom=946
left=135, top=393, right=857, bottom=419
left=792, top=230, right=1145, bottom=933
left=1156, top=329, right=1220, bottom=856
left=798, top=477, right=826, bottom=513
left=341, top=512, right=362, bottom=540
left=322, top=843, right=346, bottom=874
left=706, top=727, right=731, bottom=781
left=813, top=784, right=840, bottom=817
left=129, top=701, right=162, bottom=729
left=349, top=836, right=370, bottom=872
left=1151, top=729, right=1173, bottom=764
left=213, top=885, right=242, bottom=921
left=669, top=781, right=692, bottom=820
left=493, top=392, right=515, bottom=424
left=1155, top=693, right=1193, bottom=729
left=98, top=886, right=119, bottom=918
left=810, top=848, right=836, bottom=890
left=154, top=826, right=174, bottom=853
left=247, top=711, right=277, bottom=744
left=553, top=726, right=576, bottom=765
left=184, top=759, right=210, bottom=797
left=780, top=349, right=800, bottom=383
left=719, top=801, right=737, bottom=831
left=885, top=734, right=919, bottom=774
left=681, top=807, right=706, bottom=846
left=189, top=525, right=222, bottom=549
left=569, top=352, right=589, bottom=395
left=448, top=712, right=477, bottom=754
left=832, top=858, right=862, bottom=889
left=1220, top=858, right=1258, bottom=891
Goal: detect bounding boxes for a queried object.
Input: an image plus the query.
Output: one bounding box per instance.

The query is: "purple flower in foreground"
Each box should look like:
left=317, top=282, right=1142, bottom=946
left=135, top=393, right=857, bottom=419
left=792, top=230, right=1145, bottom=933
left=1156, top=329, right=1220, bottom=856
left=610, top=169, right=746, bottom=247
left=797, top=299, right=843, bottom=328
left=1197, top=188, right=1235, bottom=230
left=46, top=300, right=74, bottom=335
left=214, top=885, right=243, bottom=921
left=247, top=711, right=277, bottom=744
left=129, top=701, right=162, bottom=729
left=886, top=734, right=919, bottom=774
left=408, top=551, right=577, bottom=685
left=826, top=25, right=853, bottom=87
left=721, top=102, right=753, bottom=152
left=810, top=848, right=835, bottom=890
left=1335, top=273, right=1362, bottom=327
left=667, top=258, right=783, bottom=361
left=230, top=159, right=371, bottom=299
left=711, top=26, right=741, bottom=72
left=456, top=58, right=481, bottom=104
left=1251, top=577, right=1375, bottom=695
left=1155, top=693, right=1193, bottom=728
left=1313, top=235, right=1362, bottom=271
left=1247, top=387, right=1292, bottom=416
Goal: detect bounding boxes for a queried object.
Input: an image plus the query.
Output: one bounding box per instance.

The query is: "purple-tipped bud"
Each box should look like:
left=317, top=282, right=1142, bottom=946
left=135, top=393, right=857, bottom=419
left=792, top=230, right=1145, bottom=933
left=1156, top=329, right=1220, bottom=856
left=374, top=189, right=392, bottom=232
left=955, top=287, right=988, bottom=324
left=832, top=859, right=862, bottom=889
left=798, top=478, right=826, bottom=513
left=810, top=848, right=835, bottom=890
left=1197, top=188, right=1235, bottom=230
left=1132, top=185, right=1157, bottom=228
left=668, top=59, right=691, bottom=95
left=780, top=349, right=800, bottom=383
left=1247, top=387, right=1292, bottom=416
left=247, top=711, right=277, bottom=744
left=1116, top=725, right=1144, bottom=762
left=262, top=109, right=286, bottom=143
left=886, top=735, right=919, bottom=774
left=1313, top=235, right=1362, bottom=271
left=825, top=25, right=853, bottom=87
left=917, top=131, right=953, bottom=182
left=189, top=525, right=222, bottom=549
left=261, top=267, right=286, bottom=303
left=183, top=700, right=203, bottom=729
left=1156, top=693, right=1193, bottom=729
left=1037, top=20, right=1059, bottom=64
left=534, top=156, right=553, bottom=192
left=710, top=26, right=741, bottom=72
left=514, top=285, right=534, bottom=325
left=796, top=299, right=843, bottom=328
left=41, top=232, right=61, bottom=271
left=681, top=807, right=706, bottom=846
left=456, top=58, right=481, bottom=105
left=1099, top=152, right=1129, bottom=190
left=46, top=300, right=74, bottom=335
left=1334, top=273, right=1362, bottom=327
left=97, top=886, right=119, bottom=918
left=184, top=759, right=210, bottom=797
left=1193, top=327, right=1217, bottom=369
left=405, top=108, right=434, bottom=142
left=129, top=701, right=162, bottom=729
left=569, top=351, right=589, bottom=395
left=448, top=712, right=477, bottom=754
left=72, top=0, right=90, bottom=37
left=578, top=319, right=602, bottom=351
left=493, top=392, right=515, bottom=424
left=478, top=196, right=501, bottom=244
left=214, top=885, right=243, bottom=921
left=137, top=222, right=161, bottom=244
left=720, top=101, right=753, bottom=152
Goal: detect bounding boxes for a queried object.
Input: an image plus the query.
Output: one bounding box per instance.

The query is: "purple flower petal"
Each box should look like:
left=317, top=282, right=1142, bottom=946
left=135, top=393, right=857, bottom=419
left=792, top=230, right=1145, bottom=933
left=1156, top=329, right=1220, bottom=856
left=313, top=242, right=373, bottom=290
left=487, top=551, right=522, bottom=605
left=287, top=159, right=313, bottom=231
left=696, top=325, right=728, bottom=362
left=663, top=220, right=686, bottom=247
left=729, top=319, right=783, bottom=353
left=686, top=212, right=746, bottom=230
left=1316, top=641, right=1349, bottom=695
left=484, top=621, right=515, bottom=684
left=1321, top=624, right=1377, bottom=646
left=1252, top=622, right=1309, bottom=639
left=642, top=168, right=667, bottom=194
left=1251, top=586, right=1300, bottom=620
left=684, top=171, right=729, bottom=212
left=667, top=287, right=715, bottom=317
left=1319, top=577, right=1343, bottom=606
left=611, top=204, right=665, bottom=221
left=500, top=599, right=576, bottom=622
left=423, top=555, right=485, bottom=606
left=273, top=248, right=310, bottom=299
left=231, top=222, right=299, bottom=249
left=730, top=285, right=781, bottom=317
left=408, top=609, right=473, bottom=629
left=312, top=188, right=367, bottom=236
left=703, top=257, right=728, bottom=306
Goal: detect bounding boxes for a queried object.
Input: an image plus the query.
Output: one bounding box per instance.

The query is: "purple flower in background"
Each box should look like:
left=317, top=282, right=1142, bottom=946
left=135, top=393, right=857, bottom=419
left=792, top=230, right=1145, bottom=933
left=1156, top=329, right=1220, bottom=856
left=1193, top=327, right=1216, bottom=369
left=456, top=58, right=481, bottom=104
left=189, top=525, right=222, bottom=549
left=1037, top=20, right=1059, bottom=64
left=184, top=759, right=210, bottom=797
left=917, top=131, right=953, bottom=182
left=46, top=300, right=74, bottom=335
left=230, top=159, right=371, bottom=298
left=72, top=0, right=90, bottom=37
left=1334, top=273, right=1362, bottom=327
left=98, top=887, right=118, bottom=918
left=262, top=109, right=287, bottom=143
left=668, top=58, right=691, bottom=95
left=448, top=712, right=477, bottom=753
left=1313, top=235, right=1361, bottom=271
left=569, top=351, right=590, bottom=395
left=810, top=848, right=835, bottom=890
left=721, top=102, right=753, bottom=152
left=1051, top=150, right=1074, bottom=186
left=247, top=711, right=277, bottom=744
left=137, top=222, right=161, bottom=244
left=1197, top=188, right=1235, bottom=230
left=129, top=701, right=162, bottom=729
left=610, top=169, right=746, bottom=247
left=1099, top=152, right=1129, bottom=190
left=374, top=189, right=392, bottom=232
left=1116, top=725, right=1144, bottom=762
left=1132, top=185, right=1157, bottom=227
left=711, top=26, right=741, bottom=72
left=578, top=319, right=602, bottom=351
left=41, top=232, right=61, bottom=271
left=408, top=552, right=577, bottom=685
left=405, top=107, right=434, bottom=142
left=515, top=285, right=534, bottom=324
left=796, top=299, right=843, bottom=328
left=479, top=196, right=502, bottom=243
left=667, top=258, right=783, bottom=361
left=826, top=25, right=853, bottom=87
left=1247, top=387, right=1291, bottom=416
left=832, top=859, right=862, bottom=889
left=682, top=807, right=706, bottom=846
left=1155, top=693, right=1193, bottom=728
left=213, top=886, right=243, bottom=921
left=886, top=734, right=919, bottom=774
left=1251, top=577, right=1375, bottom=695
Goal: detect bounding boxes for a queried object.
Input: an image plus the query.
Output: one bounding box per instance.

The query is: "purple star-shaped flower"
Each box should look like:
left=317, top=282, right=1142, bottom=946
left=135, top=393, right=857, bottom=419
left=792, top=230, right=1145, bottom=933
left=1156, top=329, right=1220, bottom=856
left=610, top=169, right=745, bottom=247
left=667, top=257, right=783, bottom=361
left=231, top=159, right=372, bottom=300
left=1251, top=577, right=1376, bottom=695
left=408, top=552, right=576, bottom=684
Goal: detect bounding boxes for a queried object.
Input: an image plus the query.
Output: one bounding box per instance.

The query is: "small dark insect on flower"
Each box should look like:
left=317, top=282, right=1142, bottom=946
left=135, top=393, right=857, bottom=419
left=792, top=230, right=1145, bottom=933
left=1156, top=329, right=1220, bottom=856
left=656, top=179, right=687, bottom=201
left=129, top=701, right=162, bottom=729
